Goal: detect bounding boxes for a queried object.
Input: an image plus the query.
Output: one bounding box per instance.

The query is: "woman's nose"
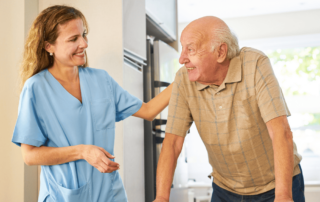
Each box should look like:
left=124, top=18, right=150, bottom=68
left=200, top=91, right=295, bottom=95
left=80, top=37, right=88, bottom=49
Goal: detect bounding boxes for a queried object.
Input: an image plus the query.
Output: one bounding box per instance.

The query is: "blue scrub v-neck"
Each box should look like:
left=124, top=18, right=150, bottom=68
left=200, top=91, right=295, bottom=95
left=12, top=67, right=142, bottom=202
left=47, top=69, right=84, bottom=106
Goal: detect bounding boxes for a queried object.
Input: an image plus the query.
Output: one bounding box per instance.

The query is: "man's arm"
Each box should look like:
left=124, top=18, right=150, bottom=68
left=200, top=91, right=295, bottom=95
left=266, top=115, right=294, bottom=202
left=153, top=133, right=185, bottom=202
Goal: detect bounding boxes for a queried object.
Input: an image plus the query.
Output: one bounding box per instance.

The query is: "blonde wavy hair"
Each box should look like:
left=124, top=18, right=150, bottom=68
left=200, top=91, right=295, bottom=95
left=20, top=5, right=89, bottom=90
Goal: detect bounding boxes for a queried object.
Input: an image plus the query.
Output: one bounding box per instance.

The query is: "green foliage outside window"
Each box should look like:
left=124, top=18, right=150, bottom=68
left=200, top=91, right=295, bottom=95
left=265, top=46, right=320, bottom=128
left=267, top=47, right=320, bottom=80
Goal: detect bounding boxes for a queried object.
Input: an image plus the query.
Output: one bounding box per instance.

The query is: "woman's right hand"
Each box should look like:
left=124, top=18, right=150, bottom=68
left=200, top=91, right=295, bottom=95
left=81, top=145, right=120, bottom=173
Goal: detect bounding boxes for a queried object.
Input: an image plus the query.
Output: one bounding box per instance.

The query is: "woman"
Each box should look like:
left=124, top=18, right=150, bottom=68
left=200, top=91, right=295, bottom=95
left=12, top=5, right=172, bottom=202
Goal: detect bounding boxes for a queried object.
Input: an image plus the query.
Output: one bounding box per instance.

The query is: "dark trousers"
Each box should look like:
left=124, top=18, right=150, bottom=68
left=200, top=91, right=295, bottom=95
left=211, top=165, right=305, bottom=202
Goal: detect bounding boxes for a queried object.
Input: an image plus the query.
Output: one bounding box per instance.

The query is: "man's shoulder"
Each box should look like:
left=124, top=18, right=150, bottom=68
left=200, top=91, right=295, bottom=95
left=175, top=67, right=195, bottom=86
left=176, top=66, right=188, bottom=76
left=238, top=47, right=270, bottom=72
left=174, top=67, right=198, bottom=92
left=240, top=47, right=268, bottom=58
left=175, top=67, right=190, bottom=82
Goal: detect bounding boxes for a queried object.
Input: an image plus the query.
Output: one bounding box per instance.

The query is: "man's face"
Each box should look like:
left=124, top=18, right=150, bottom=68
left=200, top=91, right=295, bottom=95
left=179, top=28, right=218, bottom=85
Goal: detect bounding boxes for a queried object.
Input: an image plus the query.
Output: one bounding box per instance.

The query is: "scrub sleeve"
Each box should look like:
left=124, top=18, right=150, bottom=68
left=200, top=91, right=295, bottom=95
left=12, top=80, right=47, bottom=147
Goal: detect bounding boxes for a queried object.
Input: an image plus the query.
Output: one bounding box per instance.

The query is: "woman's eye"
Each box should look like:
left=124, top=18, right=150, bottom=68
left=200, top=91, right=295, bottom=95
left=83, top=32, right=87, bottom=37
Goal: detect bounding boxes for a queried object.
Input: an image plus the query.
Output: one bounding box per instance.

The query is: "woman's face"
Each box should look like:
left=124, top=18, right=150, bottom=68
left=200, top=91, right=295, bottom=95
left=47, top=18, right=88, bottom=68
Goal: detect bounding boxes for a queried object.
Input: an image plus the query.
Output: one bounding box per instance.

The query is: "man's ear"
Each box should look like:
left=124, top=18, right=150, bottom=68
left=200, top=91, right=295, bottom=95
left=217, top=43, right=228, bottom=63
left=44, top=41, right=54, bottom=54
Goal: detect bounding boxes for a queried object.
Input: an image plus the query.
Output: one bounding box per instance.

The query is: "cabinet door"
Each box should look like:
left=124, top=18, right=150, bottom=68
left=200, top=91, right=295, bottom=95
left=123, top=0, right=146, bottom=60
left=123, top=59, right=145, bottom=202
left=146, top=0, right=177, bottom=40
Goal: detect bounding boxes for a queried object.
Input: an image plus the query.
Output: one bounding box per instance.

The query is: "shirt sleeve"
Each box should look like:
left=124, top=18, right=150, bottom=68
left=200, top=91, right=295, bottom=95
left=105, top=71, right=143, bottom=122
left=12, top=83, right=47, bottom=147
left=255, top=56, right=291, bottom=123
left=165, top=70, right=193, bottom=137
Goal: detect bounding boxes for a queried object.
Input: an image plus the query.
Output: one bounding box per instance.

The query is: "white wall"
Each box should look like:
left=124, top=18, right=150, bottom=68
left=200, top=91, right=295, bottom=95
left=0, top=0, right=39, bottom=201
left=179, top=9, right=320, bottom=50
left=224, top=9, right=320, bottom=40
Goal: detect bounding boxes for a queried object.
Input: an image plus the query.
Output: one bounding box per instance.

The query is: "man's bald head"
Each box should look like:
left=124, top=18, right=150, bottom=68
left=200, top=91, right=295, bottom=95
left=182, top=16, right=239, bottom=59
left=184, top=16, right=228, bottom=36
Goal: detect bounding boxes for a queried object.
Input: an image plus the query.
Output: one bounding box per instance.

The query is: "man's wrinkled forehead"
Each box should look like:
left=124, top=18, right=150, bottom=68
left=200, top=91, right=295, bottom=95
left=180, top=28, right=211, bottom=47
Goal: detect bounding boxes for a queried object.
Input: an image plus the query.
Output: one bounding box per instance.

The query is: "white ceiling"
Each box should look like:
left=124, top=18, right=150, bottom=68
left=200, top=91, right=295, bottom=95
left=178, top=0, right=320, bottom=23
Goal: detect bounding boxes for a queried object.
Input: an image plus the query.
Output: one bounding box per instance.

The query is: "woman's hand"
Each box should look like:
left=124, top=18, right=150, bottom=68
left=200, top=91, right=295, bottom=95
left=82, top=145, right=120, bottom=173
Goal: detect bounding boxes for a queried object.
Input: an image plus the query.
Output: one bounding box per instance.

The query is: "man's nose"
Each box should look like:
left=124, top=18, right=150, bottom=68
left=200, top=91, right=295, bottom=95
left=179, top=50, right=189, bottom=65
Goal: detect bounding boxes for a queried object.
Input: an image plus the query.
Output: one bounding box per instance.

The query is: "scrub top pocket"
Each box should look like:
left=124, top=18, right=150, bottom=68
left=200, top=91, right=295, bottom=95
left=54, top=176, right=93, bottom=202
left=39, top=192, right=50, bottom=202
left=91, top=98, right=115, bottom=130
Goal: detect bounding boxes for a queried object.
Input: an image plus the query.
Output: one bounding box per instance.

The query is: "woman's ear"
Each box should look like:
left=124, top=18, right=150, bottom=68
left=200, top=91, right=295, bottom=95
left=217, top=43, right=228, bottom=63
left=44, top=41, right=53, bottom=54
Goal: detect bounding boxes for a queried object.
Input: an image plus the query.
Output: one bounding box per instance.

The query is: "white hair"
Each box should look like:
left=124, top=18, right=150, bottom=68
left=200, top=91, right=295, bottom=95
left=211, top=27, right=240, bottom=59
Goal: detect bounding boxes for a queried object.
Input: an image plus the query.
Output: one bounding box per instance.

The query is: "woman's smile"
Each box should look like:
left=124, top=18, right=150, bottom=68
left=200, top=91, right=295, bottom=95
left=73, top=50, right=85, bottom=57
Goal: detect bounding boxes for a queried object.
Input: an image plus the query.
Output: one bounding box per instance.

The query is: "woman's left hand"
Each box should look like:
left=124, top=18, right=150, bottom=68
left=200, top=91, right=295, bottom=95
left=81, top=145, right=120, bottom=173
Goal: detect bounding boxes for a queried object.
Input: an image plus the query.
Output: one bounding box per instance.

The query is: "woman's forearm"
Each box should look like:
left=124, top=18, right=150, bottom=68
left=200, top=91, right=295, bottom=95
left=134, top=83, right=173, bottom=121
left=21, top=143, right=84, bottom=166
left=147, top=83, right=173, bottom=118
left=22, top=143, right=119, bottom=173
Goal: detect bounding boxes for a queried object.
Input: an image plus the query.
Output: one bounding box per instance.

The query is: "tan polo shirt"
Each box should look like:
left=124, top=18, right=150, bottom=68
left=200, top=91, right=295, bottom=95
left=165, top=47, right=302, bottom=195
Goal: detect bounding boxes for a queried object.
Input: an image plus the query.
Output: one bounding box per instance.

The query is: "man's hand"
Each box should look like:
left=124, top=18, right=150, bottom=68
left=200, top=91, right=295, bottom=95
left=274, top=195, right=294, bottom=202
left=153, top=197, right=169, bottom=202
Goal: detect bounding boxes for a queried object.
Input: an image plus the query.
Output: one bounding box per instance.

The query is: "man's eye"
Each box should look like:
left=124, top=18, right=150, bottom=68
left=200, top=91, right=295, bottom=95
left=70, top=38, right=77, bottom=42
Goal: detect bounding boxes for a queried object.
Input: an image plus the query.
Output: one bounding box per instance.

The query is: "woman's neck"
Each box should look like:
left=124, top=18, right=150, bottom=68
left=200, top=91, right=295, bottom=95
left=48, top=64, right=79, bottom=83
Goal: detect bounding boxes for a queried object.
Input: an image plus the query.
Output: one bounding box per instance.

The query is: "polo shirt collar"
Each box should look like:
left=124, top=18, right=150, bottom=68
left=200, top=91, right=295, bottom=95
left=223, top=55, right=242, bottom=84
left=195, top=55, right=242, bottom=91
left=196, top=82, right=209, bottom=91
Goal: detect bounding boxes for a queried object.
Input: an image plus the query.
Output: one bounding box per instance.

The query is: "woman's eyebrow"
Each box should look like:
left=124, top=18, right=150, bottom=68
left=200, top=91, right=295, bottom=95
left=67, top=31, right=86, bottom=40
left=67, top=34, right=80, bottom=40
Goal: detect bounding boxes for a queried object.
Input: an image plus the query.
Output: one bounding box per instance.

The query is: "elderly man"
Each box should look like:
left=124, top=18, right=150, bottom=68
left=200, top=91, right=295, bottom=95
left=153, top=16, right=305, bottom=202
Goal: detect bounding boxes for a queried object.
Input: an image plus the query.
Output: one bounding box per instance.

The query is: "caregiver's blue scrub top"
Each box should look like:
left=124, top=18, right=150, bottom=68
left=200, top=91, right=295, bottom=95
left=12, top=67, right=142, bottom=202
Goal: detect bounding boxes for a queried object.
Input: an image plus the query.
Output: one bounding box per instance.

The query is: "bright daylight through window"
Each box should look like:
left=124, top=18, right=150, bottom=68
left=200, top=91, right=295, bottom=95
left=265, top=46, right=320, bottom=184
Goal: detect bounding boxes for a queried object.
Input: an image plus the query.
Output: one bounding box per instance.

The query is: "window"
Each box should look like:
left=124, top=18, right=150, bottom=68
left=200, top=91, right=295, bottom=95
left=265, top=46, right=320, bottom=184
